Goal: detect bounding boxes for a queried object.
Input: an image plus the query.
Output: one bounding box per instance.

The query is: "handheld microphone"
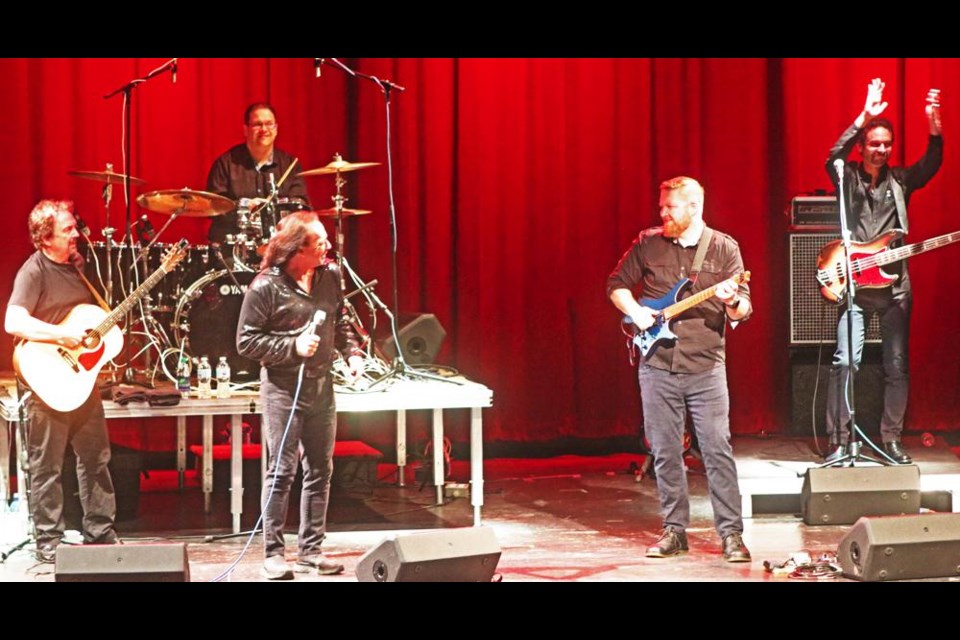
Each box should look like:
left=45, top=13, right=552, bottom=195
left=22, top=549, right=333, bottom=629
left=172, top=58, right=177, bottom=84
left=305, top=310, right=326, bottom=335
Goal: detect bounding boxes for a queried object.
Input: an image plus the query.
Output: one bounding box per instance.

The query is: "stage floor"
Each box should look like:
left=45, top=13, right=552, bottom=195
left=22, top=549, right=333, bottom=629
left=2, top=436, right=958, bottom=582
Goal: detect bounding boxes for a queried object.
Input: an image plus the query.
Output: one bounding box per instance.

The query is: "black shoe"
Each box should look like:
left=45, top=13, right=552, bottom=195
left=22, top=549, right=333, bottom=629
left=884, top=440, right=912, bottom=464
left=645, top=528, right=688, bottom=558
left=721, top=532, right=752, bottom=563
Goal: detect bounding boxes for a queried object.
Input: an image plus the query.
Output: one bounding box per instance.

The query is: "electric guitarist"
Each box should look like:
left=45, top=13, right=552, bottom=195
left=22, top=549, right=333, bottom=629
left=4, top=200, right=120, bottom=563
left=822, top=78, right=942, bottom=466
left=606, top=176, right=752, bottom=563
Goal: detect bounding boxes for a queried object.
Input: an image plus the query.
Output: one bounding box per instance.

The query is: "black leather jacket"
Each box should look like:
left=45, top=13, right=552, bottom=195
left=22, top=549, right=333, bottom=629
left=236, top=262, right=362, bottom=377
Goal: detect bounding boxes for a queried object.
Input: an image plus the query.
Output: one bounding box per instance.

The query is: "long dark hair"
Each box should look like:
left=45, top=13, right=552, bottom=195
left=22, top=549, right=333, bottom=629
left=260, top=210, right=319, bottom=270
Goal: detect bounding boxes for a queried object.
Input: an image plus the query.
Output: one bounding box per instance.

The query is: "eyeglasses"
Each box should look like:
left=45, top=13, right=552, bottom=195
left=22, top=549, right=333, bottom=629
left=247, top=121, right=277, bottom=131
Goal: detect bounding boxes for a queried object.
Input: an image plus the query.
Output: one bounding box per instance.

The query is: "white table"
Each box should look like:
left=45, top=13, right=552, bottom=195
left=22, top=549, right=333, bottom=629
left=1, top=377, right=493, bottom=534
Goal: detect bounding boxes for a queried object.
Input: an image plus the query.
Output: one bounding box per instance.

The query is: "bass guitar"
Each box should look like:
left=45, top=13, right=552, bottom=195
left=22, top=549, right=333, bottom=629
left=816, top=229, right=960, bottom=303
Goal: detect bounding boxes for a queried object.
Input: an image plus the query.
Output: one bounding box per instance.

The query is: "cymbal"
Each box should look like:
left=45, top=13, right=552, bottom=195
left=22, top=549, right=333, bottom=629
left=313, top=208, right=373, bottom=217
left=297, top=154, right=380, bottom=177
left=68, top=169, right=146, bottom=186
left=137, top=189, right=235, bottom=217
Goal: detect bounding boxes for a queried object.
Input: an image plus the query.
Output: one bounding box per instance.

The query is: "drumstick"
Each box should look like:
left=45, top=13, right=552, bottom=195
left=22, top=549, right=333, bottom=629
left=252, top=157, right=300, bottom=212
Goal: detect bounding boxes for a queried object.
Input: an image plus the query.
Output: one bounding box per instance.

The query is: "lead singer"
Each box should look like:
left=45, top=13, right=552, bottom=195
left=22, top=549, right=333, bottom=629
left=237, top=210, right=363, bottom=580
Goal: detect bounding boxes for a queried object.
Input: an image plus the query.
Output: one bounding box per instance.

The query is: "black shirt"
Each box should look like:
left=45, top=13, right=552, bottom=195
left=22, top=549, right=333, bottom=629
left=9, top=251, right=93, bottom=324
left=206, top=144, right=310, bottom=243
left=606, top=227, right=751, bottom=374
left=827, top=124, right=943, bottom=295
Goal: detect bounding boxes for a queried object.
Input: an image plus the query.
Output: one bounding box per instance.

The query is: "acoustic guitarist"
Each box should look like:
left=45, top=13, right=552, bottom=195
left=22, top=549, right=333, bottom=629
left=4, top=200, right=120, bottom=563
left=823, top=78, right=943, bottom=465
left=607, top=176, right=752, bottom=562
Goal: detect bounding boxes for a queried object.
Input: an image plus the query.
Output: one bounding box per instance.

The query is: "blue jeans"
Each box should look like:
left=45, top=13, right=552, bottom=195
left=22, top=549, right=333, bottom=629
left=260, top=369, right=337, bottom=559
left=826, top=289, right=910, bottom=444
left=638, top=364, right=743, bottom=538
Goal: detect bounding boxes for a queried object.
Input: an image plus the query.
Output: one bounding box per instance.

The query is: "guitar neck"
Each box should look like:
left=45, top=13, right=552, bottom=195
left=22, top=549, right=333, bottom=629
left=663, top=278, right=731, bottom=320
left=866, top=231, right=960, bottom=267
left=94, top=267, right=168, bottom=336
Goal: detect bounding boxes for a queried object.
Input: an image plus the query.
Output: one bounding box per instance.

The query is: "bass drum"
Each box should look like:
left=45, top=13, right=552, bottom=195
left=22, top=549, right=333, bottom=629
left=174, top=270, right=260, bottom=383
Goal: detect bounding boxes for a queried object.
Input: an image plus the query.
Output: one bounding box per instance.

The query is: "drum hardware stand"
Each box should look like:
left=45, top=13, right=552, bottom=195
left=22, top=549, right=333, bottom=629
left=323, top=60, right=457, bottom=388
left=212, top=243, right=248, bottom=291
left=1, top=383, right=36, bottom=563
left=99, top=164, right=121, bottom=385
left=104, top=57, right=177, bottom=384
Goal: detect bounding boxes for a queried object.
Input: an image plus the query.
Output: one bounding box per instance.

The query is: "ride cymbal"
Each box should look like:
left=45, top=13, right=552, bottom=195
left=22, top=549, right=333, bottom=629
left=137, top=189, right=235, bottom=217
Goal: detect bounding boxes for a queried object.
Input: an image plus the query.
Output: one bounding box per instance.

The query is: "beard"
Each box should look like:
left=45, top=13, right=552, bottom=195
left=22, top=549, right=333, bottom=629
left=663, top=214, right=692, bottom=238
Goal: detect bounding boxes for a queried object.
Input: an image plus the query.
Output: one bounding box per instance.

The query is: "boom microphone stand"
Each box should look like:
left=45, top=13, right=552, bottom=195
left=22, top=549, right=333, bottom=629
left=317, top=58, right=457, bottom=387
left=103, top=58, right=177, bottom=383
left=818, top=160, right=887, bottom=468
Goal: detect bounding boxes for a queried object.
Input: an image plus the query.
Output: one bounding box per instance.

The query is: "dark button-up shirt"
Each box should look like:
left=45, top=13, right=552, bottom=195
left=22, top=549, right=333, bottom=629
left=607, top=226, right=751, bottom=373
left=827, top=124, right=943, bottom=295
left=206, top=144, right=311, bottom=243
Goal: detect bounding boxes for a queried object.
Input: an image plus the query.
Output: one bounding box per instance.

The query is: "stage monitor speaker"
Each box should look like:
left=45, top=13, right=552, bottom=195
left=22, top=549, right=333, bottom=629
left=379, top=313, right=447, bottom=365
left=838, top=513, right=960, bottom=581
left=55, top=543, right=190, bottom=582
left=789, top=233, right=881, bottom=345
left=801, top=465, right=920, bottom=525
left=356, top=526, right=500, bottom=582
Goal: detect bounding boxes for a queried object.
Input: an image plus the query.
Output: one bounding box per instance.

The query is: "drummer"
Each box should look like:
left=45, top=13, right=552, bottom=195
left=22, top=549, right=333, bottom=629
left=206, top=102, right=310, bottom=243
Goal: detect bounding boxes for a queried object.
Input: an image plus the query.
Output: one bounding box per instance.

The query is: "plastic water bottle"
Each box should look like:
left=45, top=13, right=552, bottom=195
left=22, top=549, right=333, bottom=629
left=216, top=356, right=232, bottom=399
left=197, top=356, right=212, bottom=399
left=176, top=354, right=191, bottom=397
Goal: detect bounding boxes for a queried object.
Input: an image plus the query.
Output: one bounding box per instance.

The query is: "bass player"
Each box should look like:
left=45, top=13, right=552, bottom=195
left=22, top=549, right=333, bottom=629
left=824, top=78, right=942, bottom=465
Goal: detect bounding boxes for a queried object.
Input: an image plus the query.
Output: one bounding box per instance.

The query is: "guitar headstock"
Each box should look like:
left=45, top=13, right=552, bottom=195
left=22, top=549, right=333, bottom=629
left=161, top=239, right=190, bottom=272
left=736, top=271, right=751, bottom=284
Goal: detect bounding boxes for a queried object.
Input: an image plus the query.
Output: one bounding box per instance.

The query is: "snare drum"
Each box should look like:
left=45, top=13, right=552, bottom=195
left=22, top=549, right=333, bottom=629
left=174, top=270, right=259, bottom=382
left=241, top=196, right=309, bottom=240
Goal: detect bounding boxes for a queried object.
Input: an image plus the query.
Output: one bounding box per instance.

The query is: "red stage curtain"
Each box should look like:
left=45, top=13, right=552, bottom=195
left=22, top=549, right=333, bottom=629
left=1, top=58, right=958, bottom=450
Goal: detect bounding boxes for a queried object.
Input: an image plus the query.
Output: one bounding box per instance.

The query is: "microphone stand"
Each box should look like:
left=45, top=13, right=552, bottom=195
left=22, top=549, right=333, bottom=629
left=103, top=57, right=176, bottom=384
left=818, top=159, right=886, bottom=468
left=318, top=58, right=456, bottom=387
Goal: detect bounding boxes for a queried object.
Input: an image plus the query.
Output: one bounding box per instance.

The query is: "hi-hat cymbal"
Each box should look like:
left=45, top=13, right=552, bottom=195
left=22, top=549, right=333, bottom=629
left=297, top=154, right=380, bottom=177
left=314, top=208, right=373, bottom=217
left=137, top=189, right=235, bottom=217
left=68, top=169, right=146, bottom=186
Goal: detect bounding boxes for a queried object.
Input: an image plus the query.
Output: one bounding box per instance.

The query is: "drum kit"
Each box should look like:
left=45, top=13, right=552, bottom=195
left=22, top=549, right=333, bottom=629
left=68, top=154, right=386, bottom=390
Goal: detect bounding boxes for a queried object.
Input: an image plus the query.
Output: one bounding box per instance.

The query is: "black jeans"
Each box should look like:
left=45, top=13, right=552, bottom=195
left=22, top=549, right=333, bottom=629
left=260, top=368, right=337, bottom=559
left=27, top=390, right=117, bottom=545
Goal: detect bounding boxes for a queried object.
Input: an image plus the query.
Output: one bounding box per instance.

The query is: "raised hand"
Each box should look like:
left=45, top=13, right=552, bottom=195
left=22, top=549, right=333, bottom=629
left=926, top=88, right=942, bottom=134
left=863, top=77, right=888, bottom=120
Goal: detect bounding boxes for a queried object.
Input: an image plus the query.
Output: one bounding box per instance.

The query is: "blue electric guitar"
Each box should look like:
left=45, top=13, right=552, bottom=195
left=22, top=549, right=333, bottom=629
left=623, top=271, right=750, bottom=360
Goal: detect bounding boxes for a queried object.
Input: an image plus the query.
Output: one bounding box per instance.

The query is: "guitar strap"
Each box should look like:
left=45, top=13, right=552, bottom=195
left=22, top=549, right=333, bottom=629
left=75, top=266, right=111, bottom=312
left=889, top=176, right=908, bottom=235
left=688, top=227, right=713, bottom=284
